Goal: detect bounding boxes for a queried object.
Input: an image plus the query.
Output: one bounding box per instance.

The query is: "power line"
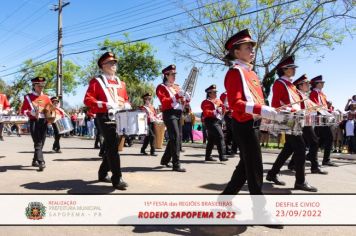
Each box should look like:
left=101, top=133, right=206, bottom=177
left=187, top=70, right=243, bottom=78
left=0, top=0, right=30, bottom=26
left=64, top=0, right=301, bottom=56
left=63, top=0, right=225, bottom=47
left=0, top=0, right=301, bottom=78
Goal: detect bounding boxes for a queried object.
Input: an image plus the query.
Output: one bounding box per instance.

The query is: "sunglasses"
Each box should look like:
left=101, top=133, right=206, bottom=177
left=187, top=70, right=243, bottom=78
left=103, top=61, right=117, bottom=65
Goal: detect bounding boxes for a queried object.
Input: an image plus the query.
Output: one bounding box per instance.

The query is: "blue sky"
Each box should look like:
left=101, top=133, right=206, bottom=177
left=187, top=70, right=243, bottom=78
left=0, top=0, right=355, bottom=112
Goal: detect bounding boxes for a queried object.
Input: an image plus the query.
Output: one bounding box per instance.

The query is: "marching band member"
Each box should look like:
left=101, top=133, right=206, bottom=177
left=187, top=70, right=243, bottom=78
left=21, top=77, right=52, bottom=171
left=156, top=64, right=190, bottom=172
left=287, top=75, right=328, bottom=174
left=50, top=97, right=65, bottom=153
left=220, top=91, right=238, bottom=155
left=309, top=76, right=337, bottom=166
left=84, top=52, right=130, bottom=190
left=267, top=56, right=317, bottom=192
left=140, top=93, right=157, bottom=156
left=221, top=29, right=283, bottom=195
left=201, top=84, right=228, bottom=162
left=0, top=92, right=11, bottom=141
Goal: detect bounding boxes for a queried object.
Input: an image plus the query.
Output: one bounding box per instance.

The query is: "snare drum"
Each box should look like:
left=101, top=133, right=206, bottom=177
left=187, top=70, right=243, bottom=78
left=115, top=110, right=148, bottom=136
left=54, top=117, right=74, bottom=134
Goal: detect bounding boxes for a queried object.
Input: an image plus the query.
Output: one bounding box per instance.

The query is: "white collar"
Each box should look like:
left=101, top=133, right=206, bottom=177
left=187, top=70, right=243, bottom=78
left=232, top=59, right=253, bottom=71
left=102, top=74, right=121, bottom=88
left=32, top=91, right=43, bottom=96
left=164, top=82, right=173, bottom=87
left=280, top=76, right=293, bottom=82
left=313, top=88, right=322, bottom=92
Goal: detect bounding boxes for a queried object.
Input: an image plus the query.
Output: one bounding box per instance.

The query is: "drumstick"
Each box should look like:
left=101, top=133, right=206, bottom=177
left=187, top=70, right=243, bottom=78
left=277, top=98, right=308, bottom=110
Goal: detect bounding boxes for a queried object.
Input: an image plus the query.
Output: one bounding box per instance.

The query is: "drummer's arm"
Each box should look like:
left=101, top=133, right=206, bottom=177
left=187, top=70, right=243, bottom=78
left=20, top=97, right=32, bottom=117
left=309, top=90, right=319, bottom=105
left=3, top=95, right=10, bottom=110
left=226, top=69, right=262, bottom=115
left=156, top=85, right=173, bottom=108
left=84, top=79, right=107, bottom=109
left=201, top=100, right=215, bottom=118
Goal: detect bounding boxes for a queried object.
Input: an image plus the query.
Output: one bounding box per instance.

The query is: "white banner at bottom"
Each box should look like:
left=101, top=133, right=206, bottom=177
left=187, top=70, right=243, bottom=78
left=1, top=195, right=355, bottom=225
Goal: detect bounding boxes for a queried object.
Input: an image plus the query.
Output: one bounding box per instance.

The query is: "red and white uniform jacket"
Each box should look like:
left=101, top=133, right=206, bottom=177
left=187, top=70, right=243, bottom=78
left=224, top=60, right=266, bottom=122
left=271, top=76, right=301, bottom=111
left=201, top=98, right=225, bottom=120
left=220, top=92, right=230, bottom=112
left=309, top=89, right=329, bottom=111
left=296, top=90, right=318, bottom=110
left=141, top=104, right=157, bottom=123
left=83, top=74, right=130, bottom=114
left=20, top=92, right=52, bottom=120
left=156, top=83, right=188, bottom=112
left=0, top=93, right=10, bottom=113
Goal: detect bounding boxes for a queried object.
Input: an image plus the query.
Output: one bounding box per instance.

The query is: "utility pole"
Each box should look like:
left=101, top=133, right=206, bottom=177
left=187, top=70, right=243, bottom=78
left=53, top=0, right=70, bottom=105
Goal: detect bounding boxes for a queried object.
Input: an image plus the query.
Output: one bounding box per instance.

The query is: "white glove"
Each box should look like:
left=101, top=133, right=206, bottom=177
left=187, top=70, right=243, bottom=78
left=217, top=107, right=223, bottom=114
left=2, top=110, right=9, bottom=115
left=261, top=105, right=277, bottom=120
left=184, top=92, right=191, bottom=101
left=178, top=90, right=185, bottom=97
left=124, top=103, right=132, bottom=110
left=106, top=102, right=117, bottom=110
left=30, top=109, right=37, bottom=116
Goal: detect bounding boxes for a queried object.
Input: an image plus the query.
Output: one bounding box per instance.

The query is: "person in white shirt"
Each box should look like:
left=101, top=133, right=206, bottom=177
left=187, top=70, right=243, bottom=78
left=345, top=112, right=356, bottom=154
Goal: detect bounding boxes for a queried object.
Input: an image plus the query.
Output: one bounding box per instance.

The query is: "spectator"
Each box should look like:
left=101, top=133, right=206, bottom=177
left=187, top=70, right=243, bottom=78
left=86, top=110, right=95, bottom=139
left=344, top=95, right=356, bottom=112
left=182, top=106, right=195, bottom=143
left=344, top=112, right=356, bottom=154
left=77, top=109, right=86, bottom=136
left=70, top=111, right=78, bottom=136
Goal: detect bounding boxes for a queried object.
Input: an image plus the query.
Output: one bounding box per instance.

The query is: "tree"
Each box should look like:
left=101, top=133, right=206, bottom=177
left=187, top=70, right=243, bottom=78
left=82, top=38, right=162, bottom=108
left=172, top=0, right=355, bottom=98
left=5, top=59, right=82, bottom=110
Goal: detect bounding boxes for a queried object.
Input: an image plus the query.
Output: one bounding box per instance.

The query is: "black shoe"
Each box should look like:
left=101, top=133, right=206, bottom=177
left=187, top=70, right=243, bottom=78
left=180, top=149, right=185, bottom=153
left=98, top=175, right=111, bottom=183
left=322, top=161, right=338, bottom=167
left=294, top=182, right=317, bottom=192
left=311, top=168, right=328, bottom=175
left=266, top=174, right=286, bottom=186
left=113, top=181, right=127, bottom=190
left=56, top=149, right=62, bottom=153
left=173, top=166, right=186, bottom=172
left=119, top=178, right=128, bottom=188
left=160, top=161, right=172, bottom=168
left=288, top=165, right=295, bottom=171
left=332, top=150, right=338, bottom=153
left=150, top=152, right=157, bottom=156
left=219, top=156, right=228, bottom=162
left=225, top=150, right=233, bottom=155
left=94, top=145, right=100, bottom=149
left=0, top=136, right=4, bottom=141
left=31, top=161, right=39, bottom=167
left=38, top=162, right=46, bottom=171
left=141, top=150, right=148, bottom=155
left=205, top=157, right=217, bottom=162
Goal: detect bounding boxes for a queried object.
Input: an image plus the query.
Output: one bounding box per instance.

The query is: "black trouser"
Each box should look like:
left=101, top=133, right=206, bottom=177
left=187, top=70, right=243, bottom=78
left=268, top=134, right=306, bottom=184
left=222, top=119, right=263, bottom=195
left=205, top=118, right=225, bottom=159
left=288, top=126, right=320, bottom=170
left=70, top=121, right=76, bottom=135
left=224, top=114, right=238, bottom=153
left=0, top=123, right=3, bottom=137
left=94, top=118, right=102, bottom=148
left=141, top=122, right=156, bottom=154
left=29, top=119, right=48, bottom=163
left=202, top=123, right=207, bottom=144
left=96, top=113, right=122, bottom=185
left=314, top=126, right=333, bottom=163
left=183, top=122, right=193, bottom=142
left=346, top=136, right=356, bottom=153
left=52, top=123, right=61, bottom=151
left=161, top=109, right=182, bottom=167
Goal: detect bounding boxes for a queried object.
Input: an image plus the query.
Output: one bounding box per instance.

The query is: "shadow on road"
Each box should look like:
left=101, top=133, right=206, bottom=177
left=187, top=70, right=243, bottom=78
left=200, top=182, right=292, bottom=194
left=18, top=151, right=56, bottom=154
left=121, top=166, right=171, bottom=173
left=0, top=165, right=37, bottom=172
left=52, top=157, right=102, bottom=162
left=21, top=179, right=116, bottom=194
